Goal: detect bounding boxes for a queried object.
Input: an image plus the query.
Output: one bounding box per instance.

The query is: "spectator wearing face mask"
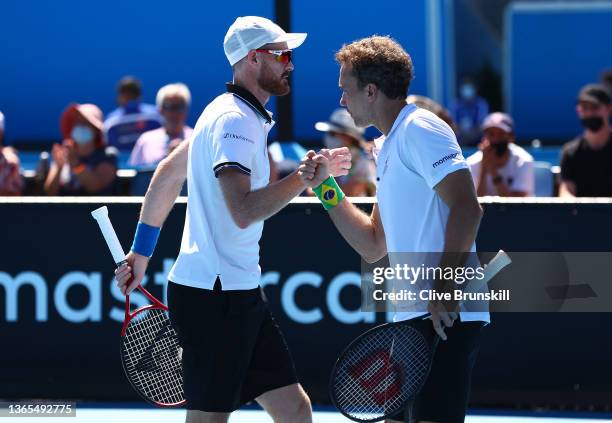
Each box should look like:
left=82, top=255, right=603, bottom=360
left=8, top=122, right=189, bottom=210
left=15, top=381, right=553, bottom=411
left=315, top=108, right=376, bottom=196
left=466, top=112, right=534, bottom=197
left=559, top=84, right=612, bottom=197
left=43, top=103, right=118, bottom=195
left=449, top=77, right=489, bottom=145
left=128, top=83, right=194, bottom=168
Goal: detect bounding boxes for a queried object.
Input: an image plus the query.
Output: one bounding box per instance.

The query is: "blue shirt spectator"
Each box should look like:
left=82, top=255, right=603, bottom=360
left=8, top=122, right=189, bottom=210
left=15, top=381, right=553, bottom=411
left=103, top=76, right=163, bottom=151
left=449, top=78, right=489, bottom=145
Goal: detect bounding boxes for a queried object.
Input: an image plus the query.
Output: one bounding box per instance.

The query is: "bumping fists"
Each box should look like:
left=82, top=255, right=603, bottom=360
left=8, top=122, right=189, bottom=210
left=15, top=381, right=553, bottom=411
left=297, top=147, right=352, bottom=187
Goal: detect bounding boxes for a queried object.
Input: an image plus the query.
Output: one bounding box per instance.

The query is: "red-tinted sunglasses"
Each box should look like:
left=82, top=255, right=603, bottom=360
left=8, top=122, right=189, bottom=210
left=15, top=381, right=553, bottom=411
left=255, top=49, right=293, bottom=64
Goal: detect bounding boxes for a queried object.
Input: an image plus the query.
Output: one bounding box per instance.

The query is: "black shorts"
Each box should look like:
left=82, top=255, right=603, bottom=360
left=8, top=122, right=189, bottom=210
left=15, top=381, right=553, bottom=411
left=167, top=280, right=298, bottom=412
left=389, top=320, right=485, bottom=423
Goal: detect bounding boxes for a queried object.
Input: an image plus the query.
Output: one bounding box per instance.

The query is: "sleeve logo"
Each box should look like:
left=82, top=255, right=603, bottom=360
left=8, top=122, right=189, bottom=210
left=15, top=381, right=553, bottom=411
left=432, top=152, right=461, bottom=168
left=223, top=133, right=255, bottom=144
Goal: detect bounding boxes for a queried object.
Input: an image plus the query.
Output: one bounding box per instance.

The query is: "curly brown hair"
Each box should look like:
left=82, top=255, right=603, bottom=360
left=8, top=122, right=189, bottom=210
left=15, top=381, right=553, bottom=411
left=335, top=36, right=413, bottom=100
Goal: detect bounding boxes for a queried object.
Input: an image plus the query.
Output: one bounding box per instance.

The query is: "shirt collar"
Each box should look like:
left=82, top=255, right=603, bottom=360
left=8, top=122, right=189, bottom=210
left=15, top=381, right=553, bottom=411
left=386, top=103, right=415, bottom=139
left=226, top=83, right=272, bottom=124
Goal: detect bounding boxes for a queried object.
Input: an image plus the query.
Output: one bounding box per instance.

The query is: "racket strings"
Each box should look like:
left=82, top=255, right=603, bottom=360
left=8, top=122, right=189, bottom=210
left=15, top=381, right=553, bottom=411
left=333, top=325, right=430, bottom=421
left=121, top=308, right=184, bottom=405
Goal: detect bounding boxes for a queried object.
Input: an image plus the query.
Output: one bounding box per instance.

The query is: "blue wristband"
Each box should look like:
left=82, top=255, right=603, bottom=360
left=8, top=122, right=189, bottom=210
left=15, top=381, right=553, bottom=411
left=131, top=221, right=161, bottom=258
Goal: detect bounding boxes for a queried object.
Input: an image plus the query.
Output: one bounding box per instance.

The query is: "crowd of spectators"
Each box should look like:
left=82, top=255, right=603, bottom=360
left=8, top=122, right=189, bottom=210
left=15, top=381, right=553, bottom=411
left=0, top=73, right=611, bottom=198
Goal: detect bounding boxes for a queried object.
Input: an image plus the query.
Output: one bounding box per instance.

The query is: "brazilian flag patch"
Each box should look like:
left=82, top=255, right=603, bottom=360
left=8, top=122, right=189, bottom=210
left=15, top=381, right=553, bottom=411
left=314, top=176, right=345, bottom=210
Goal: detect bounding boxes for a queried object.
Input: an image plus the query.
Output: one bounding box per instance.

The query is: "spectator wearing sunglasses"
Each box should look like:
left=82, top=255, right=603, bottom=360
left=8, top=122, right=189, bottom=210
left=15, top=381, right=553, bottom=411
left=128, top=83, right=193, bottom=169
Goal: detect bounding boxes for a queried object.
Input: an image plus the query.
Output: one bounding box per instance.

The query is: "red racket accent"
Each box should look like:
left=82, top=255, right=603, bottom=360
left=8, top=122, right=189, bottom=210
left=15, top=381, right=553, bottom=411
left=120, top=285, right=186, bottom=407
left=349, top=349, right=404, bottom=405
left=121, top=285, right=168, bottom=336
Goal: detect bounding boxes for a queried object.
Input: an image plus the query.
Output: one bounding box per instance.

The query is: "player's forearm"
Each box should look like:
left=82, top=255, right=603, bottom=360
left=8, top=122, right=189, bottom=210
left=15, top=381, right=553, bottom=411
left=235, top=170, right=306, bottom=228
left=139, top=147, right=188, bottom=227
left=328, top=200, right=386, bottom=263
left=434, top=201, right=482, bottom=294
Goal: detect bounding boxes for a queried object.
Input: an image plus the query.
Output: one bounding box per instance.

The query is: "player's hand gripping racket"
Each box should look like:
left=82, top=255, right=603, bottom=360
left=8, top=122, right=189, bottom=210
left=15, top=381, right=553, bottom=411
left=329, top=250, right=511, bottom=422
left=91, top=206, right=185, bottom=407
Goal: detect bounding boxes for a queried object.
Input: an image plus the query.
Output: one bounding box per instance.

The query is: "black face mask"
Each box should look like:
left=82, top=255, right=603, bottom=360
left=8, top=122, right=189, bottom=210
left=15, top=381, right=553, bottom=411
left=580, top=116, right=604, bottom=132
left=494, top=141, right=509, bottom=157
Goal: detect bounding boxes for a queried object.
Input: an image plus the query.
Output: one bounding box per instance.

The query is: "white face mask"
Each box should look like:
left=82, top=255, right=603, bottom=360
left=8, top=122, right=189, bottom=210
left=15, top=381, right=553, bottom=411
left=460, top=84, right=476, bottom=100
left=71, top=125, right=94, bottom=145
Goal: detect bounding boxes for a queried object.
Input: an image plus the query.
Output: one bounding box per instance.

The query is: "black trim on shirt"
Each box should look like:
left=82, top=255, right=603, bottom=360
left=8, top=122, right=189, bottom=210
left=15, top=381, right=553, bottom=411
left=225, top=83, right=272, bottom=124
left=213, top=161, right=252, bottom=178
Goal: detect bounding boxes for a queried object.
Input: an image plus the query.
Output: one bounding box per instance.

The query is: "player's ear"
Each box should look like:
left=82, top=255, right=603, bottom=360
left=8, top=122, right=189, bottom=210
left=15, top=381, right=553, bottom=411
left=366, top=83, right=378, bottom=103
left=246, top=50, right=258, bottom=65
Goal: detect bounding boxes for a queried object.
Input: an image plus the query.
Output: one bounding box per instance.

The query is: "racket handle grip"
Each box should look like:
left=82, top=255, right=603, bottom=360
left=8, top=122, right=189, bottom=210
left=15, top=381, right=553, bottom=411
left=91, top=206, right=127, bottom=266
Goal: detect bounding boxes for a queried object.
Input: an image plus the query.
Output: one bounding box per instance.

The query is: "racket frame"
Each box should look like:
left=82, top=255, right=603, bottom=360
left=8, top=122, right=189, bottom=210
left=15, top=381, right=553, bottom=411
left=118, top=272, right=185, bottom=407
left=329, top=320, right=435, bottom=423
left=329, top=250, right=512, bottom=422
left=120, top=268, right=169, bottom=337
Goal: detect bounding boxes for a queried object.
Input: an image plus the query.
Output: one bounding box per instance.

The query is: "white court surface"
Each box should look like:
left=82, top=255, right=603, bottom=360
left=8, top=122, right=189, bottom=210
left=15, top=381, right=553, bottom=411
left=3, top=408, right=612, bottom=423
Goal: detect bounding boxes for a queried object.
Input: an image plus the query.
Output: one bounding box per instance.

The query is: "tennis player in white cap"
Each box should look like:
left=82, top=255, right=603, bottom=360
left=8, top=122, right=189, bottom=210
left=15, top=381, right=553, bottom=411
left=114, top=16, right=350, bottom=423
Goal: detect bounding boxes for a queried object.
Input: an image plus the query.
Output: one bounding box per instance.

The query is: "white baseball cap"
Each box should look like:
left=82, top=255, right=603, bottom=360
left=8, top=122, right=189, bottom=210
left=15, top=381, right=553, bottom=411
left=223, top=16, right=307, bottom=66
left=481, top=112, right=514, bottom=134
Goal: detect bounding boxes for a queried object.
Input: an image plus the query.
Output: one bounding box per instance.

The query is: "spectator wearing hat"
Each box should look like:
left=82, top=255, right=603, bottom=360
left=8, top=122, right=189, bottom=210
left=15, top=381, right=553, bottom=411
left=44, top=103, right=118, bottom=196
left=466, top=112, right=534, bottom=196
left=315, top=108, right=375, bottom=196
left=103, top=76, right=163, bottom=151
left=560, top=84, right=612, bottom=197
left=128, top=83, right=194, bottom=169
left=0, top=110, right=25, bottom=195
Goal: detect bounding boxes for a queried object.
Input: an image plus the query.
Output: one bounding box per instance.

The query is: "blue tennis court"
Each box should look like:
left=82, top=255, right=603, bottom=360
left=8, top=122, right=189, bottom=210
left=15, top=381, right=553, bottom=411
left=4, top=406, right=612, bottom=423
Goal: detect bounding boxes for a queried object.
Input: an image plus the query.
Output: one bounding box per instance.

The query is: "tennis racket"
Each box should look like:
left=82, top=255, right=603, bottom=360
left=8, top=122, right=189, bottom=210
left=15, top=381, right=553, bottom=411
left=329, top=250, right=511, bottom=422
left=91, top=206, right=185, bottom=407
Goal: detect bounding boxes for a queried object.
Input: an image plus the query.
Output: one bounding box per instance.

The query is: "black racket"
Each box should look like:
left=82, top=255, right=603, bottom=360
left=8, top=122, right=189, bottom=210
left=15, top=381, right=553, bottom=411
left=92, top=206, right=186, bottom=407
left=329, top=250, right=511, bottom=422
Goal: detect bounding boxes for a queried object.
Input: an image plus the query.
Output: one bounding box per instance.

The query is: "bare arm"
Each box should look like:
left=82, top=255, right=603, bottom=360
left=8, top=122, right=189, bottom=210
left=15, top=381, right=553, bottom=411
left=115, top=141, right=189, bottom=294
left=489, top=174, right=529, bottom=197
left=218, top=168, right=307, bottom=229
left=218, top=147, right=351, bottom=228
left=559, top=180, right=576, bottom=198
left=139, top=139, right=189, bottom=226
left=430, top=168, right=483, bottom=338
left=73, top=162, right=116, bottom=193
left=303, top=150, right=385, bottom=263
left=44, top=144, right=65, bottom=195
left=476, top=167, right=489, bottom=197
left=43, top=163, right=62, bottom=195
left=328, top=201, right=387, bottom=263
left=436, top=169, right=483, bottom=253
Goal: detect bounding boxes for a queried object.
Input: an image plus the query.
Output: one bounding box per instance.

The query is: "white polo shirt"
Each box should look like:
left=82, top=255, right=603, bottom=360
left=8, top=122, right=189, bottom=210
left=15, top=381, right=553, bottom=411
left=373, top=103, right=489, bottom=323
left=168, top=84, right=273, bottom=290
left=467, top=143, right=534, bottom=196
